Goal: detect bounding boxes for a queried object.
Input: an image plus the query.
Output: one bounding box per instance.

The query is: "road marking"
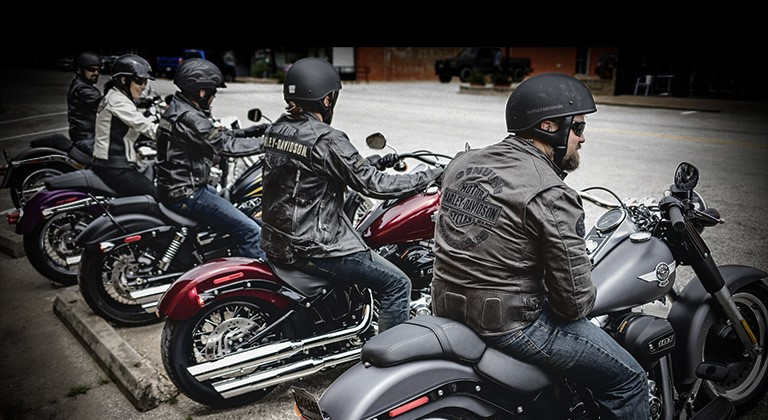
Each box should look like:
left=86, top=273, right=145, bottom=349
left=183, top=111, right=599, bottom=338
left=594, top=128, right=768, bottom=149
left=0, top=112, right=67, bottom=124
left=0, top=127, right=68, bottom=142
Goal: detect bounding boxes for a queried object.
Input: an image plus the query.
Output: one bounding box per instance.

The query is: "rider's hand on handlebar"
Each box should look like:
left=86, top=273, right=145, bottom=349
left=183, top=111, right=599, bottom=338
left=239, top=123, right=270, bottom=138
left=379, top=153, right=399, bottom=168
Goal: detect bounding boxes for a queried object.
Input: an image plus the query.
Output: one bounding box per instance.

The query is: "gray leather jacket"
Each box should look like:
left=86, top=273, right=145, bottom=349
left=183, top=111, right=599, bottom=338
left=260, top=112, right=443, bottom=263
left=431, top=136, right=596, bottom=336
left=155, top=93, right=264, bottom=202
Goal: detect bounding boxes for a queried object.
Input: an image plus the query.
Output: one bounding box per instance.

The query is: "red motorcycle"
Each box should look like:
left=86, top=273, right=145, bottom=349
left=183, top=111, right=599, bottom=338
left=156, top=133, right=453, bottom=408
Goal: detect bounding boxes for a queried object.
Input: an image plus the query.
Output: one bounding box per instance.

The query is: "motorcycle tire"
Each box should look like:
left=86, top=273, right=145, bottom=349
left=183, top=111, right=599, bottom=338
left=78, top=239, right=170, bottom=327
left=699, top=284, right=768, bottom=414
left=23, top=210, right=95, bottom=286
left=10, top=164, right=73, bottom=209
left=161, top=296, right=294, bottom=408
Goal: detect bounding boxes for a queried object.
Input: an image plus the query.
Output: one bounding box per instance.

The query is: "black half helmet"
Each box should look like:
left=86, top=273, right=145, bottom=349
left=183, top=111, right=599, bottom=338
left=174, top=58, right=226, bottom=93
left=74, top=51, right=101, bottom=71
left=284, top=57, right=342, bottom=123
left=111, top=54, right=154, bottom=81
left=505, top=73, right=596, bottom=163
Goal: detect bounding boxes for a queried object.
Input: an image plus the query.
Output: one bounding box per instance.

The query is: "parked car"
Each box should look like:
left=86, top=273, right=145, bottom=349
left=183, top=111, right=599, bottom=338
left=155, top=49, right=236, bottom=82
left=435, top=47, right=533, bottom=83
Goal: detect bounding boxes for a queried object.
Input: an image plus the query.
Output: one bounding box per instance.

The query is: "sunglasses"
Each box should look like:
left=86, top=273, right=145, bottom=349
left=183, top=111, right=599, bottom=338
left=132, top=76, right=147, bottom=85
left=571, top=120, right=586, bottom=137
left=85, top=66, right=101, bottom=72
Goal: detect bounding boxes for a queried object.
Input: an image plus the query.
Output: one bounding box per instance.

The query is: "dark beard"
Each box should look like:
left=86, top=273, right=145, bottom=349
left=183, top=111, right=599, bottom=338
left=560, top=150, right=580, bottom=171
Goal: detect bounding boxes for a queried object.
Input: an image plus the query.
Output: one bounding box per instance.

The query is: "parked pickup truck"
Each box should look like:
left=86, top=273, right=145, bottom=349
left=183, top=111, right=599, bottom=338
left=155, top=49, right=236, bottom=82
left=435, top=47, right=533, bottom=83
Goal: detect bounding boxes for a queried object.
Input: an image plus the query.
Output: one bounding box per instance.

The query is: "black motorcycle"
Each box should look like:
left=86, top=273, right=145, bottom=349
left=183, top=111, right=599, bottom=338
left=294, top=162, right=768, bottom=420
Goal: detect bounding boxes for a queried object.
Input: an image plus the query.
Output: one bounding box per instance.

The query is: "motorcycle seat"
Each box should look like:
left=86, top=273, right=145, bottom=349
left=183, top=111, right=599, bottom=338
left=362, top=315, right=551, bottom=393
left=44, top=169, right=117, bottom=196
left=29, top=133, right=72, bottom=152
left=269, top=261, right=332, bottom=300
left=107, top=195, right=160, bottom=216
left=68, top=143, right=92, bottom=165
left=157, top=203, right=199, bottom=228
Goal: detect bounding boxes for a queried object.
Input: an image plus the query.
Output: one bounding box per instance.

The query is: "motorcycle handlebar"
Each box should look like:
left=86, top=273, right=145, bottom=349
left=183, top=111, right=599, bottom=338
left=668, top=205, right=685, bottom=232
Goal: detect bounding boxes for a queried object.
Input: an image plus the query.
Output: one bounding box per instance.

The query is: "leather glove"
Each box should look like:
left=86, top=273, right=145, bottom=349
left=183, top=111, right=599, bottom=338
left=240, top=123, right=270, bottom=138
left=134, top=97, right=154, bottom=109
left=379, top=153, right=399, bottom=168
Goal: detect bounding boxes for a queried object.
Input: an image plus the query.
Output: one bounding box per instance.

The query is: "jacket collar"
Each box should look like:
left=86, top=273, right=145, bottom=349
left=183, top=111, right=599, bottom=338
left=505, top=135, right=568, bottom=180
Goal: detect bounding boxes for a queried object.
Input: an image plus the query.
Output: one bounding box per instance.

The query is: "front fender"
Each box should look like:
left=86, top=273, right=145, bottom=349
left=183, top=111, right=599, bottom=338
left=156, top=257, right=293, bottom=321
left=15, top=190, right=95, bottom=234
left=668, top=264, right=768, bottom=386
left=75, top=212, right=167, bottom=248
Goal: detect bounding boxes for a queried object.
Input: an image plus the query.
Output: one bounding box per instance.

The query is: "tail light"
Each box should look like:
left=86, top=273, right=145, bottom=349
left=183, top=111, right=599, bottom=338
left=6, top=210, right=20, bottom=225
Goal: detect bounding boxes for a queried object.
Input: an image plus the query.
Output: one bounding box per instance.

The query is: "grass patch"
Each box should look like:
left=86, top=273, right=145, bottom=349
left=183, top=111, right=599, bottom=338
left=67, top=384, right=90, bottom=397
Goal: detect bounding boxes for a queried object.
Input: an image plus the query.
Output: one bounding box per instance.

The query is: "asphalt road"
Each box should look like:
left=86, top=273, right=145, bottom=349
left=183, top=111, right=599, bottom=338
left=1, top=67, right=767, bottom=419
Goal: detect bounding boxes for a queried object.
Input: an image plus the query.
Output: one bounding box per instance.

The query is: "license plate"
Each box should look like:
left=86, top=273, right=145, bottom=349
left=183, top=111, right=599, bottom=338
left=291, top=386, right=326, bottom=420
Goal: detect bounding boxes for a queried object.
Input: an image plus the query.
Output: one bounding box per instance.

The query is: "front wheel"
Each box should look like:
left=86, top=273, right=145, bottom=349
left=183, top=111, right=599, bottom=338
left=160, top=296, right=294, bottom=408
left=701, top=284, right=768, bottom=413
left=23, top=210, right=95, bottom=286
left=78, top=238, right=174, bottom=326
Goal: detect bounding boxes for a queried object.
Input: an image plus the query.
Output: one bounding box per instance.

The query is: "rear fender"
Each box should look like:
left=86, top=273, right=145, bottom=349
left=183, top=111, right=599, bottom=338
left=156, top=257, right=292, bottom=320
left=75, top=212, right=168, bottom=248
left=15, top=190, right=96, bottom=234
left=317, top=359, right=508, bottom=420
left=668, top=264, right=768, bottom=387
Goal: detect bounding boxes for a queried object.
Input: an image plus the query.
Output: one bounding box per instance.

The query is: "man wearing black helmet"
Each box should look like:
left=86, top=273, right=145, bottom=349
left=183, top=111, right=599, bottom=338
left=431, top=73, right=648, bottom=418
left=67, top=51, right=103, bottom=156
left=92, top=54, right=158, bottom=199
left=259, top=57, right=443, bottom=332
left=155, top=58, right=267, bottom=260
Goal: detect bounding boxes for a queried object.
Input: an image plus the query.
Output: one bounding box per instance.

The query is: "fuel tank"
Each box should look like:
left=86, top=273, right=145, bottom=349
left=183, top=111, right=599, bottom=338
left=361, top=189, right=441, bottom=248
left=229, top=158, right=263, bottom=204
left=589, top=235, right=675, bottom=315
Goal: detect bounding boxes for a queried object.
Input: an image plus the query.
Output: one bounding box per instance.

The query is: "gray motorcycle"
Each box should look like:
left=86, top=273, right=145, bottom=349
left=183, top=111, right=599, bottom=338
left=294, top=161, right=768, bottom=420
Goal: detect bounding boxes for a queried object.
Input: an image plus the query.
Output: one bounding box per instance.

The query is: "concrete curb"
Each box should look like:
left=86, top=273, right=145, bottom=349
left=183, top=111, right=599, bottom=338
left=52, top=287, right=178, bottom=412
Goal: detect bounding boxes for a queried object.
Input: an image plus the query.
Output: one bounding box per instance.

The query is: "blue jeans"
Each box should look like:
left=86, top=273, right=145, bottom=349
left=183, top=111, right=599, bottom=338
left=484, top=303, right=649, bottom=419
left=291, top=250, right=411, bottom=332
left=164, top=185, right=266, bottom=260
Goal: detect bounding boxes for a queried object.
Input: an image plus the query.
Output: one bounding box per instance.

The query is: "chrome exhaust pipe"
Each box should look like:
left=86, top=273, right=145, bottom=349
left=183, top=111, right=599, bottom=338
left=41, top=196, right=112, bottom=219
left=188, top=297, right=373, bottom=382
left=216, top=348, right=362, bottom=399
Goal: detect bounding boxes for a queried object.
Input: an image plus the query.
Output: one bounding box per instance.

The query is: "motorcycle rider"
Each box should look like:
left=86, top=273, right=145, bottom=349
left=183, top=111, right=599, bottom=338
left=430, top=73, right=649, bottom=418
left=155, top=58, right=267, bottom=260
left=67, top=51, right=103, bottom=156
left=260, top=57, right=443, bottom=333
left=91, top=54, right=158, bottom=199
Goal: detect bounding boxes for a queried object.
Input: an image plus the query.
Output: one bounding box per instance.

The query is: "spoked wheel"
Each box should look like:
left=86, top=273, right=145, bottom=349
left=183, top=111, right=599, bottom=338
left=23, top=210, right=95, bottom=286
left=78, top=239, right=174, bottom=326
left=161, top=297, right=294, bottom=408
left=11, top=166, right=68, bottom=209
left=701, top=285, right=768, bottom=413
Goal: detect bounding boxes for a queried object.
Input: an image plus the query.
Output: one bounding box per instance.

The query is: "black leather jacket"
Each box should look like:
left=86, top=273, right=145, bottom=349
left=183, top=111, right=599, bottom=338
left=67, top=74, right=102, bottom=142
left=155, top=92, right=264, bottom=202
left=260, top=112, right=443, bottom=263
left=431, top=136, right=596, bottom=336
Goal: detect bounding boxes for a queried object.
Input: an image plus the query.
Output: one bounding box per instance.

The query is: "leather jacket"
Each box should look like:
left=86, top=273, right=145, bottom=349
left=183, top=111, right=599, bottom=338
left=155, top=92, right=264, bottom=202
left=431, top=136, right=596, bottom=336
left=92, top=88, right=158, bottom=168
left=260, top=112, right=443, bottom=263
left=67, top=74, right=102, bottom=142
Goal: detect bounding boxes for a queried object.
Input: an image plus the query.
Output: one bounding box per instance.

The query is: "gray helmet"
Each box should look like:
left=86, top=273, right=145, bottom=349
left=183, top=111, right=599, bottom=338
left=505, top=73, right=596, bottom=164
left=74, top=51, right=101, bottom=72
left=283, top=57, right=342, bottom=123
left=174, top=58, right=226, bottom=93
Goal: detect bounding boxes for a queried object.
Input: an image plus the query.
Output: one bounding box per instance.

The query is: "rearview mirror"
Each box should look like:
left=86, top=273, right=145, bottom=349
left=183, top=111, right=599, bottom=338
left=366, top=132, right=386, bottom=150
left=247, top=108, right=262, bottom=122
left=674, top=162, right=699, bottom=191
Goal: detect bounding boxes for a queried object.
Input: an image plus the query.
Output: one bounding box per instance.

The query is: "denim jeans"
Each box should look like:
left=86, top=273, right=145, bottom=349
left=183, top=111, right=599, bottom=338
left=164, top=185, right=266, bottom=260
left=484, top=303, right=649, bottom=419
left=291, top=250, right=411, bottom=332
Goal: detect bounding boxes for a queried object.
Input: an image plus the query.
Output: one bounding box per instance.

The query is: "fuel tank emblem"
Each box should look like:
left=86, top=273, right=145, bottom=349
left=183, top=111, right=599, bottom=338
left=638, top=261, right=676, bottom=287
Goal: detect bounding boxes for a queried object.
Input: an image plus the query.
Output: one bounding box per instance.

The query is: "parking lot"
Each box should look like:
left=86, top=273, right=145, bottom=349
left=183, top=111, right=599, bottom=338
left=1, top=67, right=767, bottom=419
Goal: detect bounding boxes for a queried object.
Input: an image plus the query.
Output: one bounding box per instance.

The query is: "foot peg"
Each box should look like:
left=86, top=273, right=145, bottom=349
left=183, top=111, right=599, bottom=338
left=689, top=396, right=734, bottom=420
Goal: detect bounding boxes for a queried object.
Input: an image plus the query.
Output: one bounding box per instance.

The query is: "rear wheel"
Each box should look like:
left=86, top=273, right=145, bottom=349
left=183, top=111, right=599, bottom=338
left=701, top=284, right=768, bottom=413
left=438, top=73, right=452, bottom=83
left=161, top=297, right=293, bottom=408
left=458, top=67, right=473, bottom=83
left=23, top=210, right=95, bottom=286
left=11, top=166, right=71, bottom=209
left=78, top=239, right=174, bottom=326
